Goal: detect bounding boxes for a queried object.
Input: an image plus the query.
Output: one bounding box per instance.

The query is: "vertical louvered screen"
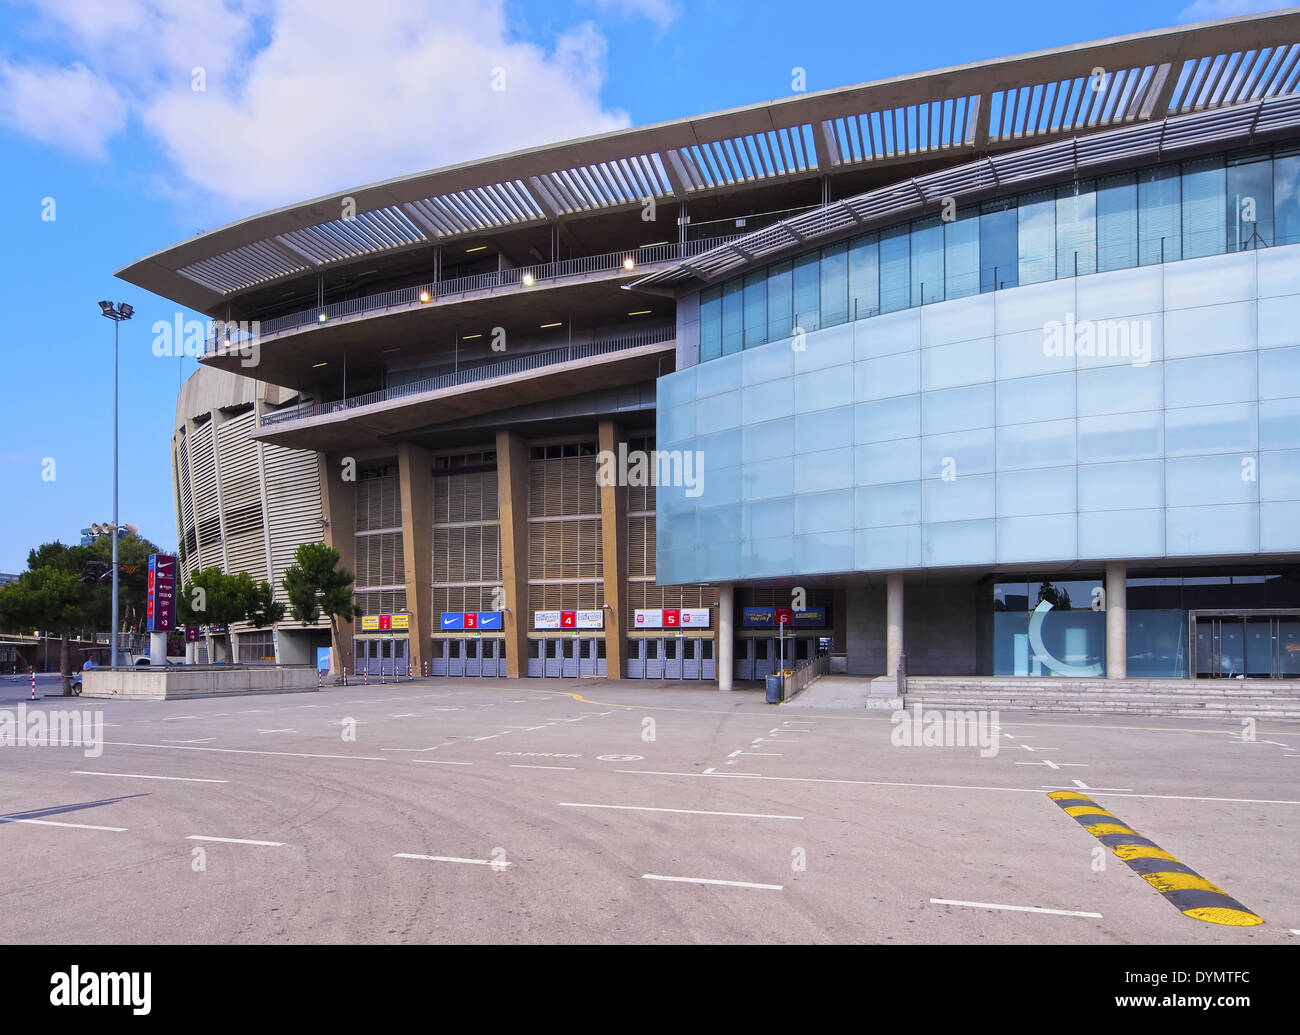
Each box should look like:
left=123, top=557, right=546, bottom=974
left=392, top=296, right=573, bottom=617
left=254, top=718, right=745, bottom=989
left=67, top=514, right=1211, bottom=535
left=188, top=420, right=222, bottom=572
left=354, top=465, right=404, bottom=615
left=526, top=448, right=603, bottom=617
left=432, top=467, right=501, bottom=618
left=216, top=410, right=267, bottom=583
left=263, top=441, right=325, bottom=608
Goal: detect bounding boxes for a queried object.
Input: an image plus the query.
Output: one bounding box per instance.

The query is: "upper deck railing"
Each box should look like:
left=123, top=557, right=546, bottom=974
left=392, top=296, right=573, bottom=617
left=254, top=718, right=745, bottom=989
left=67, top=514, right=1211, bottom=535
left=258, top=323, right=675, bottom=427
left=206, top=233, right=746, bottom=354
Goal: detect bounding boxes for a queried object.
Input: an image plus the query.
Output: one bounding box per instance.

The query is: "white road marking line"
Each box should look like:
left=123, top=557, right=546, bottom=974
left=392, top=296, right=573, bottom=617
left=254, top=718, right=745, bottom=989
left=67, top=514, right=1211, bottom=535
left=161, top=715, right=201, bottom=721
left=256, top=729, right=297, bottom=734
left=389, top=713, right=418, bottom=718
left=559, top=802, right=801, bottom=820
left=1263, top=741, right=1290, bottom=747
left=96, top=741, right=386, bottom=761
left=236, top=710, right=268, bottom=714
left=412, top=759, right=472, bottom=765
left=187, top=835, right=284, bottom=847
left=468, top=734, right=503, bottom=741
left=71, top=771, right=228, bottom=783
left=394, top=853, right=509, bottom=867
left=930, top=898, right=1101, bottom=919
left=1014, top=760, right=1086, bottom=769
left=615, top=770, right=1300, bottom=805
left=1044, top=785, right=1134, bottom=792
left=1291, top=930, right=1300, bottom=936
left=161, top=738, right=215, bottom=744
left=0, top=817, right=126, bottom=831
left=381, top=745, right=446, bottom=752
left=642, top=873, right=782, bottom=891
left=511, top=764, right=576, bottom=770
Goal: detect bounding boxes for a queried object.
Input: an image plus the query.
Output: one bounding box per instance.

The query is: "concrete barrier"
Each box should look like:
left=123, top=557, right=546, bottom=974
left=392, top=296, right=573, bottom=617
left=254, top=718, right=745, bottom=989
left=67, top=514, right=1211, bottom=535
left=82, top=665, right=318, bottom=701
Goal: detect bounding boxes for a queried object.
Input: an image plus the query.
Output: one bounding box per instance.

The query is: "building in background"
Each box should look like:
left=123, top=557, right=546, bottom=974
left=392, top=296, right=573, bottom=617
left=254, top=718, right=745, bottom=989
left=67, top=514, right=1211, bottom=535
left=124, top=10, right=1300, bottom=683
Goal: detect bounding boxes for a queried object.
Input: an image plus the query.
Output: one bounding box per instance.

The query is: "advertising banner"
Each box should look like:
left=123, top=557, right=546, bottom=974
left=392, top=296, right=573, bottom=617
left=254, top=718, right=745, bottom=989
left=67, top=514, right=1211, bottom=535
left=146, top=553, right=177, bottom=633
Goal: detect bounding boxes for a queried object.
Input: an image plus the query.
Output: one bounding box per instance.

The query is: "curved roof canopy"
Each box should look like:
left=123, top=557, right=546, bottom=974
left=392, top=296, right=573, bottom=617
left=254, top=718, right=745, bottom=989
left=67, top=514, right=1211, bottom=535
left=117, top=8, right=1300, bottom=313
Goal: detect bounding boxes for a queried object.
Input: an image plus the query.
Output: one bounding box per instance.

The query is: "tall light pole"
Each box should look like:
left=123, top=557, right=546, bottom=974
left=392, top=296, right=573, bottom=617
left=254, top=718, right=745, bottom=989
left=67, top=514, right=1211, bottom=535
left=98, top=301, right=133, bottom=668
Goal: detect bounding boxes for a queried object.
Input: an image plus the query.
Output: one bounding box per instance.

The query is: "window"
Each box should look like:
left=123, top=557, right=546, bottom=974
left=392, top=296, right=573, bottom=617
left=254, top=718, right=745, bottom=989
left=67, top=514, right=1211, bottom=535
left=1097, top=172, right=1137, bottom=271
left=944, top=212, right=979, bottom=299
left=910, top=217, right=944, bottom=306
left=1056, top=180, right=1096, bottom=278
left=742, top=270, right=767, bottom=348
left=700, top=285, right=721, bottom=361
left=1182, top=155, right=1225, bottom=259
left=721, top=279, right=744, bottom=356
left=980, top=199, right=1017, bottom=292
left=1138, top=164, right=1181, bottom=265
left=1017, top=189, right=1056, bottom=286
left=848, top=234, right=880, bottom=320
left=766, top=260, right=794, bottom=342
left=1226, top=153, right=1274, bottom=251
left=1275, top=149, right=1300, bottom=246
left=792, top=252, right=821, bottom=331
left=820, top=241, right=850, bottom=326
left=879, top=225, right=911, bottom=313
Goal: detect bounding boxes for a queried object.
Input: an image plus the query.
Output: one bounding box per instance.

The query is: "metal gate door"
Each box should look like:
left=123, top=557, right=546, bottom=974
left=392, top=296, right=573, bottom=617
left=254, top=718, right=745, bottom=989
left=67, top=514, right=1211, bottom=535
left=466, top=638, right=482, bottom=677
left=544, top=638, right=562, bottom=678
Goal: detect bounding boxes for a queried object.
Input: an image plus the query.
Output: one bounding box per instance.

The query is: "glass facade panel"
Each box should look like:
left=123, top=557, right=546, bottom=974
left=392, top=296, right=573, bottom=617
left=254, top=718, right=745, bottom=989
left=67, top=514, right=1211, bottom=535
left=1138, top=164, right=1181, bottom=266
left=742, top=270, right=767, bottom=348
left=879, top=225, right=911, bottom=314
left=1181, top=156, right=1225, bottom=259
left=848, top=234, right=880, bottom=321
left=1056, top=180, right=1097, bottom=278
left=944, top=212, right=980, bottom=299
left=1276, top=151, right=1300, bottom=246
left=1227, top=153, right=1274, bottom=251
left=820, top=241, right=849, bottom=327
left=721, top=279, right=743, bottom=356
left=1017, top=189, right=1056, bottom=286
left=980, top=199, right=1018, bottom=292
left=910, top=217, right=945, bottom=306
left=766, top=260, right=793, bottom=341
left=792, top=252, right=820, bottom=332
left=700, top=285, right=722, bottom=362
left=1097, top=172, right=1138, bottom=272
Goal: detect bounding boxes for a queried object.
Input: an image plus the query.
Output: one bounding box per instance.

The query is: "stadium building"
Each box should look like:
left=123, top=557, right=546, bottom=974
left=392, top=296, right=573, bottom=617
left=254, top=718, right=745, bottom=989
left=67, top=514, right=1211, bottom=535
left=126, top=11, right=1300, bottom=686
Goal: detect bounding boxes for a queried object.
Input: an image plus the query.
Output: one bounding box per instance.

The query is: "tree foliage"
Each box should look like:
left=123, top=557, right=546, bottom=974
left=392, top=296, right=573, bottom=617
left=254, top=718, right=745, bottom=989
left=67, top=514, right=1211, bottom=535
left=281, top=543, right=356, bottom=672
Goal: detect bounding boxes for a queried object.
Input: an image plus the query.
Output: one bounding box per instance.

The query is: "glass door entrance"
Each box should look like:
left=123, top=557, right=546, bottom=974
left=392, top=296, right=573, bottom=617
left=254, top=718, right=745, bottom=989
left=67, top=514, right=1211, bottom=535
left=1194, top=613, right=1300, bottom=678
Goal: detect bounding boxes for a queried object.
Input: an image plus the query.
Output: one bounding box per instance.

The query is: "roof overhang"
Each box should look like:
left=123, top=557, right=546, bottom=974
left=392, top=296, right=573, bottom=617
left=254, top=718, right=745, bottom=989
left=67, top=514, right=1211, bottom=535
left=116, top=9, right=1300, bottom=313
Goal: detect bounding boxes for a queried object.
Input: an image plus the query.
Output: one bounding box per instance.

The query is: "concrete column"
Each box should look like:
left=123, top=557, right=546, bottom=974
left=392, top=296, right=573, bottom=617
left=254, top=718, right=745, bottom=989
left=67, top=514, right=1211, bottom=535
left=496, top=431, right=531, bottom=678
left=717, top=583, right=734, bottom=691
left=1106, top=561, right=1127, bottom=679
left=886, top=574, right=904, bottom=678
left=318, top=453, right=357, bottom=678
left=149, top=631, right=168, bottom=666
left=398, top=443, right=434, bottom=679
left=597, top=421, right=628, bottom=677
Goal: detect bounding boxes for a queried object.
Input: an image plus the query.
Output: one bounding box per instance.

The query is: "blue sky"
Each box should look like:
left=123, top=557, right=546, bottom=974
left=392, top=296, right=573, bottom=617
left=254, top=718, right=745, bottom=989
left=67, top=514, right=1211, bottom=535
left=0, top=0, right=1279, bottom=571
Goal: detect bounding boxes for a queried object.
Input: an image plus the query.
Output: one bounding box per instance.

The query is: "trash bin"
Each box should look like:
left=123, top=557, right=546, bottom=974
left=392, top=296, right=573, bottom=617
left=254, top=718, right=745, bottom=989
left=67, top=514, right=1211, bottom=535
left=765, top=673, right=783, bottom=704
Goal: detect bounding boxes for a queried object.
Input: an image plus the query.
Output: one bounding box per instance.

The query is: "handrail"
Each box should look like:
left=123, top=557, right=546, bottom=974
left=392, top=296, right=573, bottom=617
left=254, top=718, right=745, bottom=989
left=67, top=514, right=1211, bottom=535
left=208, top=233, right=745, bottom=353
left=259, top=324, right=675, bottom=426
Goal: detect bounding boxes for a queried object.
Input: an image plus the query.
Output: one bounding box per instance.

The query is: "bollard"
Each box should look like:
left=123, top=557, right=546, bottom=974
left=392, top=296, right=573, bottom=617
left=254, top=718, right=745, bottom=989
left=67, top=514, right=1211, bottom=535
left=363, top=669, right=368, bottom=686
left=423, top=659, right=428, bottom=678
left=318, top=668, right=323, bottom=688
left=381, top=664, right=386, bottom=685
left=30, top=668, right=36, bottom=700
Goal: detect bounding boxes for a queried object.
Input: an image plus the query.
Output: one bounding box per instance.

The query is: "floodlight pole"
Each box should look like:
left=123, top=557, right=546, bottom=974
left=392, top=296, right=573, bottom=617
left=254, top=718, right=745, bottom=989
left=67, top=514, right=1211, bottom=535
left=111, top=314, right=120, bottom=669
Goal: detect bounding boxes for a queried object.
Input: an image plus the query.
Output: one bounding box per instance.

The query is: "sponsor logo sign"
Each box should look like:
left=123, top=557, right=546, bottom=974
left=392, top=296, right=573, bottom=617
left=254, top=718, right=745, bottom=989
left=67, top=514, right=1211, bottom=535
left=146, top=553, right=176, bottom=632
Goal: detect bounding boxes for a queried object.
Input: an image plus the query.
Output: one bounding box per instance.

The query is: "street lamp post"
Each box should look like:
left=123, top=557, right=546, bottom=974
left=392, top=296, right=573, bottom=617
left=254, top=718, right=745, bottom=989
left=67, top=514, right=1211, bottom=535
left=98, top=301, right=133, bottom=669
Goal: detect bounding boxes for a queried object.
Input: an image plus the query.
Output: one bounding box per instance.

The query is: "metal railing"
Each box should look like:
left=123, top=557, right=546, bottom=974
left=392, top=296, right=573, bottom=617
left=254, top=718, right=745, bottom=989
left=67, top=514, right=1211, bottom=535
left=259, top=324, right=675, bottom=426
left=783, top=651, right=830, bottom=701
left=207, top=233, right=744, bottom=353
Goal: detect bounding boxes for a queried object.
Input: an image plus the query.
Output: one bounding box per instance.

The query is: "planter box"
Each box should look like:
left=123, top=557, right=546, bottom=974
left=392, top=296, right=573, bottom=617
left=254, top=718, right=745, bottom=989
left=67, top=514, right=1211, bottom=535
left=82, top=664, right=318, bottom=700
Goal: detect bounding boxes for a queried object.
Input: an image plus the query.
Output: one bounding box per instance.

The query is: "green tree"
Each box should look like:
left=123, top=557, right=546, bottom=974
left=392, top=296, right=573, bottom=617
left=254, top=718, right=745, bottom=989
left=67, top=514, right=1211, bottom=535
left=177, top=567, right=285, bottom=662
left=0, top=563, right=87, bottom=695
left=281, top=543, right=357, bottom=675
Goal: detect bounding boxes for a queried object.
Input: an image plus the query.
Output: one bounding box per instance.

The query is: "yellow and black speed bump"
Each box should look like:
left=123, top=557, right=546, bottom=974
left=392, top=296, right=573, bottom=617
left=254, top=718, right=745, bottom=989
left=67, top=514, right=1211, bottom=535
left=1047, top=791, right=1263, bottom=927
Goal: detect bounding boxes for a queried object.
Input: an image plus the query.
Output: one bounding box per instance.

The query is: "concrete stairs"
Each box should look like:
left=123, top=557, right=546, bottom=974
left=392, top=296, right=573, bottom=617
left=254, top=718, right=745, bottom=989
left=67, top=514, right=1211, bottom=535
left=905, top=676, right=1300, bottom=719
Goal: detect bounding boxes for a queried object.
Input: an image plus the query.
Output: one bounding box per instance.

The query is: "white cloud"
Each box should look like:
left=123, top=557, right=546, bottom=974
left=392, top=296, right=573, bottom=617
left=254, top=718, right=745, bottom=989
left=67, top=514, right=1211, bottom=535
left=585, top=0, right=683, bottom=32
left=1176, top=0, right=1292, bottom=23
left=1, top=0, right=631, bottom=210
left=0, top=60, right=127, bottom=159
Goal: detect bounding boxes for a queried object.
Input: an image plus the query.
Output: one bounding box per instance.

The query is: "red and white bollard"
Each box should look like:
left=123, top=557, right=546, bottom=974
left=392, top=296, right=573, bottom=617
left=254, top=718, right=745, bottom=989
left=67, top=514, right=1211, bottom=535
left=317, top=668, right=323, bottom=688
left=30, top=668, right=36, bottom=700
left=423, top=659, right=428, bottom=678
left=363, top=670, right=368, bottom=686
left=381, top=664, right=386, bottom=685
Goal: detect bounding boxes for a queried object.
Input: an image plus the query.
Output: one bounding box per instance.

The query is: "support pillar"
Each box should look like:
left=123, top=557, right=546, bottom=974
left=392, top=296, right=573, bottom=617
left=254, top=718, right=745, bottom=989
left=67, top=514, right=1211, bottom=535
left=1106, top=561, right=1127, bottom=679
left=886, top=573, right=904, bottom=678
left=496, top=431, right=530, bottom=678
left=718, top=584, right=734, bottom=691
left=398, top=443, right=434, bottom=680
left=149, top=631, right=168, bottom=666
left=598, top=421, right=628, bottom=677
left=318, top=453, right=357, bottom=678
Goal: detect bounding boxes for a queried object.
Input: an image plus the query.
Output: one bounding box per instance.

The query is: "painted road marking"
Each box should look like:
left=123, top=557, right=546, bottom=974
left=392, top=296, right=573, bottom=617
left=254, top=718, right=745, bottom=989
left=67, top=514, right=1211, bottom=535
left=511, top=764, right=576, bottom=770
left=0, top=817, right=126, bottom=832
left=930, top=898, right=1101, bottom=919
left=256, top=729, right=297, bottom=734
left=1047, top=791, right=1262, bottom=927
left=187, top=835, right=284, bottom=847
left=71, top=771, right=228, bottom=784
left=394, top=853, right=509, bottom=867
left=1015, top=760, right=1086, bottom=769
left=161, top=738, right=216, bottom=744
left=97, top=741, right=386, bottom=762
left=412, top=759, right=472, bottom=766
left=559, top=802, right=801, bottom=820
left=642, top=874, right=782, bottom=891
left=614, top=770, right=1300, bottom=805
left=1044, top=784, right=1134, bottom=792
